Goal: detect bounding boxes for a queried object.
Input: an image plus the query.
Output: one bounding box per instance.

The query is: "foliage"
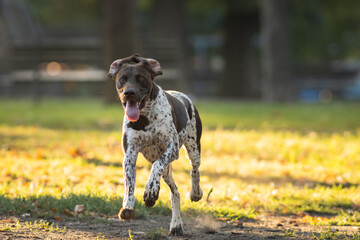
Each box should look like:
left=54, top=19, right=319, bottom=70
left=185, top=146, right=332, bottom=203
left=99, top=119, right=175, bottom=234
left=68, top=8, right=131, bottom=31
left=25, top=0, right=360, bottom=65
left=290, top=0, right=360, bottom=64
left=28, top=0, right=102, bottom=29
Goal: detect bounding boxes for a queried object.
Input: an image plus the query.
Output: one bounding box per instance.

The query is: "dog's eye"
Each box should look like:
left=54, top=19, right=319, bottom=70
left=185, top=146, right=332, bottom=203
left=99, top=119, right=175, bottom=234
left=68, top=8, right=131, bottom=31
left=119, top=77, right=126, bottom=83
left=137, top=76, right=145, bottom=82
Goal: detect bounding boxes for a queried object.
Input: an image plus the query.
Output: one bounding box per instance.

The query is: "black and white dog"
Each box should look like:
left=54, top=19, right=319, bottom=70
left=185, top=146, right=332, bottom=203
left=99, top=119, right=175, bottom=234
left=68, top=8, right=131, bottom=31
left=108, top=54, right=203, bottom=235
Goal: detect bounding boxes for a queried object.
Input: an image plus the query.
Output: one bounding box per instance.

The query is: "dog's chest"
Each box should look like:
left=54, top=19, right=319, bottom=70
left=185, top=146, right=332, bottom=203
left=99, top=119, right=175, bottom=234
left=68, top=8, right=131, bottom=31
left=125, top=117, right=177, bottom=163
left=124, top=90, right=189, bottom=162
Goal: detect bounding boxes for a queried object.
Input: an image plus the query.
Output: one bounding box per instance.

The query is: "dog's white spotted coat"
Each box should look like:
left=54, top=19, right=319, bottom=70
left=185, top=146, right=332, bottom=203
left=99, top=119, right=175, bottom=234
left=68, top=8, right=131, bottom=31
left=121, top=86, right=202, bottom=233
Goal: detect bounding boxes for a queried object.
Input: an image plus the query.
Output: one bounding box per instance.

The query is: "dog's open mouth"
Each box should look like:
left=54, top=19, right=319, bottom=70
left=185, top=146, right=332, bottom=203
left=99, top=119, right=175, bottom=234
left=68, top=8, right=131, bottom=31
left=122, top=97, right=146, bottom=122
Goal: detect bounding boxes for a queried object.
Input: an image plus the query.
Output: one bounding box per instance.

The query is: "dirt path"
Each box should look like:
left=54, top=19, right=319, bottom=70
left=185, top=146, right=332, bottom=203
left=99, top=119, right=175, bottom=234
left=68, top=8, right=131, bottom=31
left=1, top=215, right=359, bottom=239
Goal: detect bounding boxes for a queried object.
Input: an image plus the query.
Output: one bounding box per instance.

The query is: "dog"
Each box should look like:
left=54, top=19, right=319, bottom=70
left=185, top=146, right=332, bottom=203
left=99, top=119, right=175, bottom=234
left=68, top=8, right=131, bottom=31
left=108, top=54, right=203, bottom=235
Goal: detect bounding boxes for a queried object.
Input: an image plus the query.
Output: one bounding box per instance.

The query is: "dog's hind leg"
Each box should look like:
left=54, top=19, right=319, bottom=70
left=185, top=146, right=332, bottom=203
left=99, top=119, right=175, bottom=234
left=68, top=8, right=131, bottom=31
left=162, top=164, right=183, bottom=236
left=184, top=140, right=203, bottom=202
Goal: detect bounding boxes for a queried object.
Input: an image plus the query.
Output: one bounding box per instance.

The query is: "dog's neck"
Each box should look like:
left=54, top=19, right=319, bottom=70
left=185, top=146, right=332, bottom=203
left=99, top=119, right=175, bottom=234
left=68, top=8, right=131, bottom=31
left=137, top=83, right=161, bottom=119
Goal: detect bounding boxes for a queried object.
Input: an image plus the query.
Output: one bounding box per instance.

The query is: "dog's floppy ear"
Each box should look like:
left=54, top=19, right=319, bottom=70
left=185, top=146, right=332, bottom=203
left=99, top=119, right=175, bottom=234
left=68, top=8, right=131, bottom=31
left=108, top=59, right=123, bottom=80
left=144, top=58, right=163, bottom=77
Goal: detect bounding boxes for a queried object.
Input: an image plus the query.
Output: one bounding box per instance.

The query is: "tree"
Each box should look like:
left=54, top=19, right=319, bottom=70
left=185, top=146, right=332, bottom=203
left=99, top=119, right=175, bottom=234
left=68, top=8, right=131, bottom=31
left=103, top=0, right=140, bottom=104
left=146, top=0, right=189, bottom=93
left=0, top=1, right=10, bottom=82
left=221, top=0, right=260, bottom=99
left=260, top=0, right=292, bottom=102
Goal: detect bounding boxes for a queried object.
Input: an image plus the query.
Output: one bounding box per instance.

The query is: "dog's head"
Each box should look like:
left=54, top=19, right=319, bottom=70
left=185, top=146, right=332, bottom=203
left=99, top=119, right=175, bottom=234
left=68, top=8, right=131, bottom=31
left=108, top=54, right=163, bottom=122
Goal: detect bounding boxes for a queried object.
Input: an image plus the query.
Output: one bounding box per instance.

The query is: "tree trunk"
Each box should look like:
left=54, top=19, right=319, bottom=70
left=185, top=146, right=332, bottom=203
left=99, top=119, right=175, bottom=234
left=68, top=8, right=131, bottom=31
left=260, top=0, right=292, bottom=102
left=103, top=0, right=139, bottom=104
left=222, top=4, right=260, bottom=99
left=0, top=1, right=10, bottom=77
left=147, top=0, right=189, bottom=93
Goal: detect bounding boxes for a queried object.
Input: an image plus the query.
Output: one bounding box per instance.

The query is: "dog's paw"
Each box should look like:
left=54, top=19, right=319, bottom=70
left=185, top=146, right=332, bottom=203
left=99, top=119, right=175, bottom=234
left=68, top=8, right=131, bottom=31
left=143, top=180, right=160, bottom=207
left=190, top=188, right=203, bottom=202
left=118, top=208, right=134, bottom=220
left=170, top=226, right=184, bottom=236
left=143, top=189, right=159, bottom=207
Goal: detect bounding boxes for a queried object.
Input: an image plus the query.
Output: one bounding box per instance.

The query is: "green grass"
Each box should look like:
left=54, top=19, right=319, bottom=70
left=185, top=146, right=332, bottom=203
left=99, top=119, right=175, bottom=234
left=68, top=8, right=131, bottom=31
left=0, top=219, right=65, bottom=233
left=196, top=100, right=360, bottom=131
left=1, top=99, right=360, bottom=131
left=1, top=98, right=360, bottom=226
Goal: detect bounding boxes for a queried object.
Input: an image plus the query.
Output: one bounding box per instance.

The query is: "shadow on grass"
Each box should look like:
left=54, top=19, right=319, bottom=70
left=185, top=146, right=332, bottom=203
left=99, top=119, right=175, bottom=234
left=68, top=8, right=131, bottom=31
left=0, top=193, right=170, bottom=220
left=0, top=191, right=255, bottom=226
left=0, top=192, right=255, bottom=220
left=198, top=170, right=360, bottom=189
left=84, top=157, right=123, bottom=168
left=0, top=134, right=31, bottom=148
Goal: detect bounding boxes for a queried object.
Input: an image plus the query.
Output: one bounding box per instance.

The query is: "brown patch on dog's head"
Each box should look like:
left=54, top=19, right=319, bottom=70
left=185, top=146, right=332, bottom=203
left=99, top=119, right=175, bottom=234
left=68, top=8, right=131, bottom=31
left=108, top=54, right=162, bottom=122
left=108, top=54, right=162, bottom=80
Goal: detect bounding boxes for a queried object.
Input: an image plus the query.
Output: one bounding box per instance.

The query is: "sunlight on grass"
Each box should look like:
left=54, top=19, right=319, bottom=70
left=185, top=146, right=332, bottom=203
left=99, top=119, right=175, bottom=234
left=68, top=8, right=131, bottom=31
left=1, top=99, right=360, bottom=226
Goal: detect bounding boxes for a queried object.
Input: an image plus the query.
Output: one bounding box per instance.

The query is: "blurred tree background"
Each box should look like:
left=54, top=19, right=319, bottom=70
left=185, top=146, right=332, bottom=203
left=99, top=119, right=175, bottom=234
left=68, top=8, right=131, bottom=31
left=1, top=0, right=360, bottom=102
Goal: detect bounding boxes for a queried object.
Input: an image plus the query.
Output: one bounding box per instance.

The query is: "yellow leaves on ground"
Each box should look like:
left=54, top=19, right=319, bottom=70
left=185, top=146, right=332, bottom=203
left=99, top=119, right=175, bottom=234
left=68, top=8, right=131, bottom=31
left=67, top=147, right=83, bottom=158
left=1, top=124, right=360, bottom=225
left=295, top=211, right=335, bottom=225
left=0, top=219, right=17, bottom=223
left=297, top=215, right=333, bottom=224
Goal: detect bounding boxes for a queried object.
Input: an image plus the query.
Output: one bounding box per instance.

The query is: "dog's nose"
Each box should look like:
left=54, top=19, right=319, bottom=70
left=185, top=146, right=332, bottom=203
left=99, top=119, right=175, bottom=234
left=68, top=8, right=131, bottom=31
left=124, top=89, right=136, bottom=97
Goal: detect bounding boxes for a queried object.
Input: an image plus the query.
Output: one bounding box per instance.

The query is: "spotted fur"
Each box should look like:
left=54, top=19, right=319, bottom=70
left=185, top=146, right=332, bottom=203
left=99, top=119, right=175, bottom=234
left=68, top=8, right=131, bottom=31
left=111, top=55, right=202, bottom=236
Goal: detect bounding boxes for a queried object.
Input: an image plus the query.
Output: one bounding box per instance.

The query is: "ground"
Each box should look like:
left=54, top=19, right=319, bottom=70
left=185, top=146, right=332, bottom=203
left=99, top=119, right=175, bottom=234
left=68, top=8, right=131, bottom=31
left=1, top=215, right=360, bottom=239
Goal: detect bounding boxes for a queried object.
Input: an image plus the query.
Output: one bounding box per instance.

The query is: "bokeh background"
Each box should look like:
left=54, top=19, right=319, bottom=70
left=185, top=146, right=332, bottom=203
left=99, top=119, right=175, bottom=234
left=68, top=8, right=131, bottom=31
left=1, top=0, right=360, bottom=103
left=1, top=2, right=360, bottom=238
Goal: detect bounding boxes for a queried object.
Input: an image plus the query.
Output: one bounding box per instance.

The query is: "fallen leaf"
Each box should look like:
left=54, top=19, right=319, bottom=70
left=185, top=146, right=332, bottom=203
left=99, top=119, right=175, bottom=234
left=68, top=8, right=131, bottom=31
left=232, top=221, right=244, bottom=228
left=35, top=148, right=45, bottom=160
left=54, top=216, right=64, bottom=221
left=313, top=216, right=329, bottom=223
left=63, top=209, right=74, bottom=217
left=296, top=211, right=307, bottom=217
left=0, top=219, right=16, bottom=223
left=74, top=204, right=85, bottom=214
left=68, top=147, right=82, bottom=157
left=298, top=215, right=313, bottom=223
left=89, top=211, right=97, bottom=217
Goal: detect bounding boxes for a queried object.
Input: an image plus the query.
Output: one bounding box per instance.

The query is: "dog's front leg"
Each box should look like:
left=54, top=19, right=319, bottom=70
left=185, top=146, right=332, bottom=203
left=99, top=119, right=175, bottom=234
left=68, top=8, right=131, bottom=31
left=119, top=151, right=138, bottom=220
left=143, top=142, right=178, bottom=207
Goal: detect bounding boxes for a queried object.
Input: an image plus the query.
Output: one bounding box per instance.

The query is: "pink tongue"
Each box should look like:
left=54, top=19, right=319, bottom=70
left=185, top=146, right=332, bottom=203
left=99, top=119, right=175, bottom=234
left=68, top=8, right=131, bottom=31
left=125, top=101, right=140, bottom=122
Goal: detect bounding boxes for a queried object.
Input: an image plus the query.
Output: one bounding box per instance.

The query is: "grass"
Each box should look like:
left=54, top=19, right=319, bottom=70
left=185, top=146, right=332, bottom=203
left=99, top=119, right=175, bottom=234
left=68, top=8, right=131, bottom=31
left=147, top=227, right=168, bottom=239
left=1, top=98, right=360, bottom=131
left=1, top=98, right=360, bottom=227
left=312, top=227, right=360, bottom=240
left=0, top=219, right=65, bottom=233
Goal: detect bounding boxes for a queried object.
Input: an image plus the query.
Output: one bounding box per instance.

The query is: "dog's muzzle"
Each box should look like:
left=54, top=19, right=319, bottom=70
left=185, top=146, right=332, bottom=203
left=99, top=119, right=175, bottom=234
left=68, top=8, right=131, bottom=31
left=122, top=89, right=146, bottom=122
